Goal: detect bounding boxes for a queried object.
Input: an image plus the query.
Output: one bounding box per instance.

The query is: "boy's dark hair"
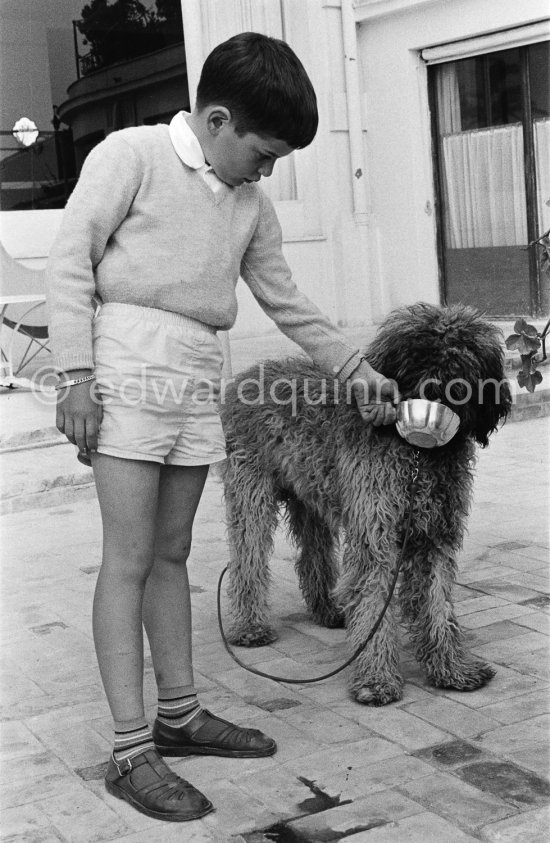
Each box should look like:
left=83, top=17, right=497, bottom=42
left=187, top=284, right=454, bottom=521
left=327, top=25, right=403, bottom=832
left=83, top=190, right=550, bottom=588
left=196, top=32, right=318, bottom=149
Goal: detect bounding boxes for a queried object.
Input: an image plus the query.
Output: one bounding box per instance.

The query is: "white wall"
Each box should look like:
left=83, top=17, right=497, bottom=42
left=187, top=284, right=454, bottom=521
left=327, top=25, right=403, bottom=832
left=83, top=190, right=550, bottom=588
left=355, top=0, right=550, bottom=317
left=0, top=211, right=61, bottom=270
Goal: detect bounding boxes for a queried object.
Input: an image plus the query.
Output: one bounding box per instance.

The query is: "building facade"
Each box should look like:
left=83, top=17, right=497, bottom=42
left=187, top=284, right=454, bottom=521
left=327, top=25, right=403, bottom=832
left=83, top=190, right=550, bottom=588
left=1, top=0, right=548, bottom=341
left=352, top=0, right=549, bottom=320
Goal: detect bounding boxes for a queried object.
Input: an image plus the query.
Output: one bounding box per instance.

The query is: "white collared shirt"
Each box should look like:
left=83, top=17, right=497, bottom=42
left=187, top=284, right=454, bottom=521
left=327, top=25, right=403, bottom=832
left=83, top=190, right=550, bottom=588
left=169, top=111, right=224, bottom=194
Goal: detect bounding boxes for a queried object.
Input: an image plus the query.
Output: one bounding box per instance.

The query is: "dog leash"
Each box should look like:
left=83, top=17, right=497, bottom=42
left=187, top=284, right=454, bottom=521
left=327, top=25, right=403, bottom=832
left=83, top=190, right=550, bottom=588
left=216, top=450, right=420, bottom=684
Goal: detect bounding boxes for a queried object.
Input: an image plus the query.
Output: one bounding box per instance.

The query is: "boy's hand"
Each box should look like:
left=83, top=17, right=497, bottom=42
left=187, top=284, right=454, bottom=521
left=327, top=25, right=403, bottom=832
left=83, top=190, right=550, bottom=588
left=56, top=371, right=102, bottom=455
left=349, top=358, right=400, bottom=426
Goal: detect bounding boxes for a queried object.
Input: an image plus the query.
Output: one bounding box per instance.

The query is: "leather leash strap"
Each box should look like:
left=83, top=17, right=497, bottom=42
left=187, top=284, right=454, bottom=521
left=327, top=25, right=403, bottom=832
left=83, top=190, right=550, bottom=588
left=216, top=451, right=420, bottom=685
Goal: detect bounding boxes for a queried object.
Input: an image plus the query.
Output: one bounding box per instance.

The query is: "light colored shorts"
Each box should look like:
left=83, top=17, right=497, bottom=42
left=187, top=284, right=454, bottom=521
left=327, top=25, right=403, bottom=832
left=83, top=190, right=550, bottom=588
left=93, top=303, right=226, bottom=466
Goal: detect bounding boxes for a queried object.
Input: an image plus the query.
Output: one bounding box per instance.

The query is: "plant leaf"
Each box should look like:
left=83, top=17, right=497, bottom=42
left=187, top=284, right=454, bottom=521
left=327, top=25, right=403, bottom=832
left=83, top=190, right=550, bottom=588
left=513, top=319, right=527, bottom=334
left=517, top=370, right=543, bottom=392
left=523, top=323, right=539, bottom=338
left=508, top=335, right=540, bottom=354
left=526, top=336, right=541, bottom=353
left=505, top=333, right=521, bottom=350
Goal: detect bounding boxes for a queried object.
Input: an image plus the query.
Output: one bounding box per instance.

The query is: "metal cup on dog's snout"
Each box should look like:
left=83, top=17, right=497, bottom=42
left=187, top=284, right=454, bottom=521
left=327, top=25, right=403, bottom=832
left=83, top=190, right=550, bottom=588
left=396, top=399, right=460, bottom=448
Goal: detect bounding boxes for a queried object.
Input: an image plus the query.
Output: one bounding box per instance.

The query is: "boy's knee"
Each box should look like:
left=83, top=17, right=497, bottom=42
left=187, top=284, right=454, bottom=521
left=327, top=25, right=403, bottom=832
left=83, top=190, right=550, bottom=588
left=114, top=551, right=155, bottom=586
left=155, top=536, right=192, bottom=566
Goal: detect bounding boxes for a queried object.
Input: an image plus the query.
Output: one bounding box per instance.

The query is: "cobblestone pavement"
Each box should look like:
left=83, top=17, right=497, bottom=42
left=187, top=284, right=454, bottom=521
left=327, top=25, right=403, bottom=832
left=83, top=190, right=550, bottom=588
left=0, top=416, right=549, bottom=842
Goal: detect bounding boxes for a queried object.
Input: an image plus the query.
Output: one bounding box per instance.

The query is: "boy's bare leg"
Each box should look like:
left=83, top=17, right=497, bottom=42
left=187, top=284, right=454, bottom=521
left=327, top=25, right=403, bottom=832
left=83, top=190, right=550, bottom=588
left=92, top=454, right=161, bottom=722
left=142, top=463, right=209, bottom=689
left=141, top=464, right=277, bottom=759
left=91, top=454, right=213, bottom=822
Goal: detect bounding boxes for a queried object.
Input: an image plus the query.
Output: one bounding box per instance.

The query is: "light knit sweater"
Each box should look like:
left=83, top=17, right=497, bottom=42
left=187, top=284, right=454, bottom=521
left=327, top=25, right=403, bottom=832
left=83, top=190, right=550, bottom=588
left=45, top=125, right=362, bottom=379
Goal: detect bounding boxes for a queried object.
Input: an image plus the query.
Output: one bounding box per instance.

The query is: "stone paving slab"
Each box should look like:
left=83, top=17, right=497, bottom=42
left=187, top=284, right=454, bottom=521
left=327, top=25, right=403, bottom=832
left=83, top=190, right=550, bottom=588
left=286, top=789, right=425, bottom=838
left=0, top=418, right=548, bottom=841
left=335, top=811, right=482, bottom=841
left=480, top=805, right=550, bottom=842
left=397, top=770, right=517, bottom=831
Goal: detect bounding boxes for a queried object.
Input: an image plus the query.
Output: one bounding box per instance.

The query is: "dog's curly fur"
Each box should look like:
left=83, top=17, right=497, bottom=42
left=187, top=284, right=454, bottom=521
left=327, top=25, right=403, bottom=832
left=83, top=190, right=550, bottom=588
left=221, top=304, right=512, bottom=705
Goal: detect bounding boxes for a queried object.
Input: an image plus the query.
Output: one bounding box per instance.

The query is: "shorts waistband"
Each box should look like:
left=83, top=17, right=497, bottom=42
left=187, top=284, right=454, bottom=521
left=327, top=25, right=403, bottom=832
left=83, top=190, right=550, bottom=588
left=98, top=302, right=218, bottom=333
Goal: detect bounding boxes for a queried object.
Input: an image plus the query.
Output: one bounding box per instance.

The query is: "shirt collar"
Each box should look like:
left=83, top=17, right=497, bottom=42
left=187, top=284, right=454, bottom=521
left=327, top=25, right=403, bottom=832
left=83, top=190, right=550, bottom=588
left=169, top=110, right=208, bottom=170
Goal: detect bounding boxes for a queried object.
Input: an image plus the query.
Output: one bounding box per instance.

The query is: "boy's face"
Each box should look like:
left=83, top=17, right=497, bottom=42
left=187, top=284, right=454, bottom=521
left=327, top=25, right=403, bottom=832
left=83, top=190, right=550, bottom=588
left=206, top=111, right=294, bottom=187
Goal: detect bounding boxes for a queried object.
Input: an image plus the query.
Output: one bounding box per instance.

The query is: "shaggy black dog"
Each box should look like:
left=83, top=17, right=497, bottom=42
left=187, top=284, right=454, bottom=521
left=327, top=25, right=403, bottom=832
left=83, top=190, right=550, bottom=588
left=221, top=304, right=512, bottom=704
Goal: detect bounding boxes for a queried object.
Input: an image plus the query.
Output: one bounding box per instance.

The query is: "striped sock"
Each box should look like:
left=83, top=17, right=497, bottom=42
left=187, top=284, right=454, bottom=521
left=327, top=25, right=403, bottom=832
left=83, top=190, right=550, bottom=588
left=157, top=686, right=202, bottom=729
left=113, top=722, right=155, bottom=763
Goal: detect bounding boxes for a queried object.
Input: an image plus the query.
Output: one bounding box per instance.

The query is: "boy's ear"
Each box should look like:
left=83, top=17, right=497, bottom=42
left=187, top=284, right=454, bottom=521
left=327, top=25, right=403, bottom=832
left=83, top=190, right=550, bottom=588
left=206, top=107, right=232, bottom=136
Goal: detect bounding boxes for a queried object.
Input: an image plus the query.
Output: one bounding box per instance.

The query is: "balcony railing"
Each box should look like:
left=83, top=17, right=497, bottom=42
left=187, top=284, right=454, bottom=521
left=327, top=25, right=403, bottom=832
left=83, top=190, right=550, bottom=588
left=0, top=129, right=76, bottom=211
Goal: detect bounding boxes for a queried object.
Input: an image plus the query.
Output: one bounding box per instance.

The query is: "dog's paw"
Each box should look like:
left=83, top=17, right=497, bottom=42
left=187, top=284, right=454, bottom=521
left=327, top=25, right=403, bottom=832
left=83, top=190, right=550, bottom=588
left=352, top=681, right=403, bottom=706
left=227, top=627, right=278, bottom=647
left=430, top=660, right=496, bottom=691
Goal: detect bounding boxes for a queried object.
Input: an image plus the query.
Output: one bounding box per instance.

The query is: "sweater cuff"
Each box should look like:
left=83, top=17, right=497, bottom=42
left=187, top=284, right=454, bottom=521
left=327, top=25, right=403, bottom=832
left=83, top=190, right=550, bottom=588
left=53, top=352, right=95, bottom=374
left=336, top=350, right=363, bottom=384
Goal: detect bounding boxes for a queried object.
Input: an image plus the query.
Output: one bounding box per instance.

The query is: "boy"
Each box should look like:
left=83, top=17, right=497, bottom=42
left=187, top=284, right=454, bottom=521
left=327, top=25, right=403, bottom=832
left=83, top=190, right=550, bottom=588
left=46, top=32, right=398, bottom=822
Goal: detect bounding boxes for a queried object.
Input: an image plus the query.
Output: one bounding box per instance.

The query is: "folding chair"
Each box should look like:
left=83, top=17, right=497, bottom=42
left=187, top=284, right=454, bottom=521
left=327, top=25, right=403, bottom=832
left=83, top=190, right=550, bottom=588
left=0, top=297, right=50, bottom=382
left=0, top=241, right=50, bottom=387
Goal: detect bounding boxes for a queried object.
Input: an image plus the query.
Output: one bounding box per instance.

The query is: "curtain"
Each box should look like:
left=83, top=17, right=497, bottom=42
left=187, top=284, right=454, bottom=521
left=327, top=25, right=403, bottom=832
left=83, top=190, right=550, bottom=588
left=436, top=64, right=461, bottom=135
left=200, top=0, right=297, bottom=202
left=534, top=118, right=550, bottom=235
left=441, top=124, right=527, bottom=248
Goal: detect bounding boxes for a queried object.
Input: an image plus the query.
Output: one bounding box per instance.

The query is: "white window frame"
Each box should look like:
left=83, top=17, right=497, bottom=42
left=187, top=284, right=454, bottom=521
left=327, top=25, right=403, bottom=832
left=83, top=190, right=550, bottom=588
left=421, top=20, right=550, bottom=65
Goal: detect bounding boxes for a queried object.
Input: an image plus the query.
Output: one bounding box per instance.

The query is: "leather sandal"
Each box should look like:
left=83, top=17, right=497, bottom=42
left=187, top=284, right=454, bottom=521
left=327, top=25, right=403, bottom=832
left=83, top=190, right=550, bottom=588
left=104, top=748, right=213, bottom=821
left=152, top=709, right=277, bottom=758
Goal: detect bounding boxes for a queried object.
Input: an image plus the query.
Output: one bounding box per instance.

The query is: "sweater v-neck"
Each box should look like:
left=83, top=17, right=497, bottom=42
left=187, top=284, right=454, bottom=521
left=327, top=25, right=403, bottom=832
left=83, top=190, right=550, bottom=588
left=193, top=167, right=232, bottom=207
left=167, top=115, right=230, bottom=206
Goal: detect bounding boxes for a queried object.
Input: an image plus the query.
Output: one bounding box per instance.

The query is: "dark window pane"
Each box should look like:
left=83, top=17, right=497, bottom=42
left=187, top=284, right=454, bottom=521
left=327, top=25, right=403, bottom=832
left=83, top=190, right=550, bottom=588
left=486, top=49, right=522, bottom=126
left=529, top=41, right=550, bottom=119
left=444, top=48, right=523, bottom=133
left=456, top=57, right=487, bottom=130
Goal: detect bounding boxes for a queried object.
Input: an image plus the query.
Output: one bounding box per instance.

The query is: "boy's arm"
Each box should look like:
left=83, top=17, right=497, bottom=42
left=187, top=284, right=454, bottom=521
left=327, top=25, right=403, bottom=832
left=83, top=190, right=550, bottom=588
left=45, top=133, right=141, bottom=373
left=46, top=134, right=141, bottom=454
left=240, top=191, right=399, bottom=423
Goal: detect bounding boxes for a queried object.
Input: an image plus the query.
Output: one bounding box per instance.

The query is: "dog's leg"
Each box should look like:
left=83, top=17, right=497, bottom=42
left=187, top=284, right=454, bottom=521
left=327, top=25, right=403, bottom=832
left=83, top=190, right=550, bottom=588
left=337, top=537, right=404, bottom=706
left=224, top=462, right=279, bottom=647
left=284, top=496, right=343, bottom=628
left=400, top=544, right=495, bottom=691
